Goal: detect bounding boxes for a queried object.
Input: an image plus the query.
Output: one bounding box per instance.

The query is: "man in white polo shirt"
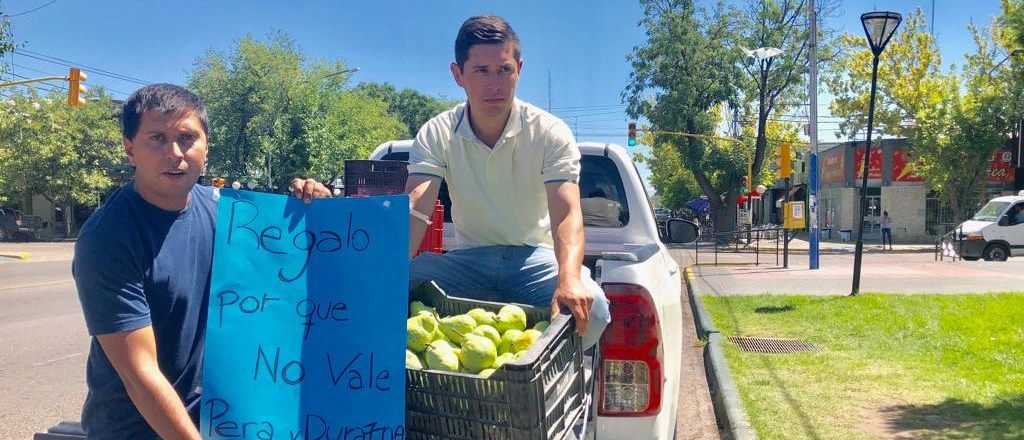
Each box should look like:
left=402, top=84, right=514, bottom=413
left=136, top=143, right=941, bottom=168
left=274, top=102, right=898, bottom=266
left=405, top=15, right=610, bottom=347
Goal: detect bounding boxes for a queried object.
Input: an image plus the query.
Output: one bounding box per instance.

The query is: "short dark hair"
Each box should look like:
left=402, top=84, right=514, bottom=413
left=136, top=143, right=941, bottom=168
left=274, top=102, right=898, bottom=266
left=454, top=15, right=521, bottom=68
left=121, top=84, right=208, bottom=140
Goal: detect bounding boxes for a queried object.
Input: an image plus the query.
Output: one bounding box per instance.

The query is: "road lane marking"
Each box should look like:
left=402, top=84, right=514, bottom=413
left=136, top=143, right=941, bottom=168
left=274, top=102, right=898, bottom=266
left=32, top=352, right=84, bottom=367
left=0, top=279, right=74, bottom=292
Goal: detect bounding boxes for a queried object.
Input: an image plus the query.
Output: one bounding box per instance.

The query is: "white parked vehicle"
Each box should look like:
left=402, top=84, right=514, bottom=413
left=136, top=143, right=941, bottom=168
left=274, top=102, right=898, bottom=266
left=952, top=191, right=1024, bottom=261
left=371, top=140, right=697, bottom=439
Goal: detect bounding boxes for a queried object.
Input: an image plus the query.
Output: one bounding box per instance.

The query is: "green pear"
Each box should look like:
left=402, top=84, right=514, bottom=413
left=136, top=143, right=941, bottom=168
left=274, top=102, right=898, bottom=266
left=495, top=304, right=528, bottom=333
left=406, top=349, right=423, bottom=370
left=471, top=325, right=502, bottom=346
left=409, top=301, right=435, bottom=317
left=512, top=329, right=543, bottom=353
left=478, top=368, right=497, bottom=379
left=440, top=314, right=477, bottom=345
left=460, top=333, right=498, bottom=373
left=467, top=308, right=497, bottom=326
left=498, top=329, right=523, bottom=355
left=493, top=352, right=516, bottom=369
left=407, top=316, right=433, bottom=353
left=425, top=340, right=459, bottom=372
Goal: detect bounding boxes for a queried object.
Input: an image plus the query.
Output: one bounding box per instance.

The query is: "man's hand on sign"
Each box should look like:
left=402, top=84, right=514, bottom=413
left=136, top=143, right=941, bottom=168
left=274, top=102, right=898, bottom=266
left=289, top=178, right=332, bottom=204
left=550, top=277, right=592, bottom=336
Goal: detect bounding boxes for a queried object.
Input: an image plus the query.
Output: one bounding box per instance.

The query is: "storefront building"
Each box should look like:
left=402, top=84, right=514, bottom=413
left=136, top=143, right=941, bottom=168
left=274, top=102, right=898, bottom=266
left=812, top=139, right=1019, bottom=242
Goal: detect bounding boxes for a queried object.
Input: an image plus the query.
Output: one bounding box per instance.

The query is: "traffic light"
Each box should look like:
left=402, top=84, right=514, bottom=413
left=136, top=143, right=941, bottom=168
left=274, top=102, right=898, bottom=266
left=627, top=122, right=637, bottom=146
left=67, top=68, right=87, bottom=107
left=778, top=142, right=792, bottom=179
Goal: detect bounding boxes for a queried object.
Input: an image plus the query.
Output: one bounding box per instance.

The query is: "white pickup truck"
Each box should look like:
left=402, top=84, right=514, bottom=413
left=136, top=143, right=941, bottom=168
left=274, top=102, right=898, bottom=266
left=371, top=140, right=698, bottom=439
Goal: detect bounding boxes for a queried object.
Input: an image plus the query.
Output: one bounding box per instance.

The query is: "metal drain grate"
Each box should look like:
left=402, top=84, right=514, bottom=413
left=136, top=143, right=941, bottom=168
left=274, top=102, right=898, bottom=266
left=728, top=336, right=818, bottom=353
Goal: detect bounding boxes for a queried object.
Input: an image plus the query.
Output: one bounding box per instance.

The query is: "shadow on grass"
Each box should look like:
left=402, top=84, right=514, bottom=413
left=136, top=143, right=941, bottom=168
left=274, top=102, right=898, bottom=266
left=754, top=305, right=795, bottom=314
left=878, top=395, right=1024, bottom=439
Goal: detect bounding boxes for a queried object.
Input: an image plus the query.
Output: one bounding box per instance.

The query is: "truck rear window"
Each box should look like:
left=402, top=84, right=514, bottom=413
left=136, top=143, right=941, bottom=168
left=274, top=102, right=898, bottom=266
left=580, top=155, right=630, bottom=228
left=383, top=152, right=629, bottom=227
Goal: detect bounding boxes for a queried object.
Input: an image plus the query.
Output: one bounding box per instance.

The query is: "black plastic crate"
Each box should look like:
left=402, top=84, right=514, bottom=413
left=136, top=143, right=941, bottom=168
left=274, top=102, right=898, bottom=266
left=344, top=160, right=408, bottom=197
left=406, top=282, right=586, bottom=440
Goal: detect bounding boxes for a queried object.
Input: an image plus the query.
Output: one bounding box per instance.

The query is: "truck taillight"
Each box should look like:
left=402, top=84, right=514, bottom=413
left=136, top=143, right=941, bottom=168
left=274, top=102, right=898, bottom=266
left=598, top=283, right=662, bottom=417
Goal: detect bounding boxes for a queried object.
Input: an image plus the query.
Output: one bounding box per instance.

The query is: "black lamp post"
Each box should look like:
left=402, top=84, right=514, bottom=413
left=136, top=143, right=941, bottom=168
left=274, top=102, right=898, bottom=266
left=852, top=11, right=901, bottom=296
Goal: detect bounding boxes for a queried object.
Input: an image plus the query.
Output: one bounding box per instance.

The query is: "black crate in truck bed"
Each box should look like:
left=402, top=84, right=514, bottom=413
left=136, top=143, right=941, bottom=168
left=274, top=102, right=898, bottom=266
left=406, top=282, right=586, bottom=440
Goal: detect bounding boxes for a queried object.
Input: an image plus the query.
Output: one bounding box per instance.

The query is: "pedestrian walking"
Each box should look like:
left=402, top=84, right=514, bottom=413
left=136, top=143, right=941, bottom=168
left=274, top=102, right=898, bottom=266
left=880, top=210, right=894, bottom=250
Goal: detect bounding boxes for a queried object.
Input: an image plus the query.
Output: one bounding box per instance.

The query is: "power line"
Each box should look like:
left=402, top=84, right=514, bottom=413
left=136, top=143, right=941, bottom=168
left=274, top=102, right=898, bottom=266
left=14, top=49, right=152, bottom=85
left=2, top=0, right=57, bottom=17
left=13, top=63, right=131, bottom=96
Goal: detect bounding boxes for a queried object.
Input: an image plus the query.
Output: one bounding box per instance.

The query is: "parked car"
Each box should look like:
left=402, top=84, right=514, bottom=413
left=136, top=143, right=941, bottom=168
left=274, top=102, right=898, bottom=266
left=0, top=206, right=40, bottom=242
left=952, top=190, right=1024, bottom=261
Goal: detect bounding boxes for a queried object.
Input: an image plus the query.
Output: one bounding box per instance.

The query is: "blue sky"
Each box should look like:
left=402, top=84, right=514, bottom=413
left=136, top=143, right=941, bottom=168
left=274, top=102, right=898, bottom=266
left=0, top=0, right=1008, bottom=184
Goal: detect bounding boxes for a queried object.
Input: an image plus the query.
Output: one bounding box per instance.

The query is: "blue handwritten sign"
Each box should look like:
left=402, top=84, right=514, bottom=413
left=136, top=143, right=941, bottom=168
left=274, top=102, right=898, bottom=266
left=202, top=190, right=408, bottom=440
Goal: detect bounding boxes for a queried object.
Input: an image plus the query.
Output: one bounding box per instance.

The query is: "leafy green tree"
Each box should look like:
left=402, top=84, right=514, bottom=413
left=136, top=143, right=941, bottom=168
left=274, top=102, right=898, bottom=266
left=634, top=141, right=700, bottom=212
left=734, top=0, right=838, bottom=186
left=624, top=0, right=746, bottom=232
left=353, top=82, right=457, bottom=137
left=0, top=16, right=15, bottom=76
left=189, top=32, right=405, bottom=189
left=0, top=89, right=123, bottom=234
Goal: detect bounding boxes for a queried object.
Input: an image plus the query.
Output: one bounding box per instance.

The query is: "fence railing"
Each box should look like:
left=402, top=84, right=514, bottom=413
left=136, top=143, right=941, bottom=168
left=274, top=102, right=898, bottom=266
left=694, top=224, right=785, bottom=267
left=935, top=225, right=965, bottom=262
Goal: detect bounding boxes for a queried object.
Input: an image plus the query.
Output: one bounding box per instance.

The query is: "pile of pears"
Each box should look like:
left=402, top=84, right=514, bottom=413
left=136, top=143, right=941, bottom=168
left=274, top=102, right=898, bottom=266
left=406, top=301, right=550, bottom=378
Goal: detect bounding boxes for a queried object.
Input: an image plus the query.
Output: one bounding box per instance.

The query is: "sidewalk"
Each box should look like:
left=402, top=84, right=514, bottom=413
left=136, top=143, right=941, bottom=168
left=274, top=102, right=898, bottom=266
left=786, top=236, right=934, bottom=254
left=0, top=242, right=75, bottom=263
left=684, top=251, right=1024, bottom=296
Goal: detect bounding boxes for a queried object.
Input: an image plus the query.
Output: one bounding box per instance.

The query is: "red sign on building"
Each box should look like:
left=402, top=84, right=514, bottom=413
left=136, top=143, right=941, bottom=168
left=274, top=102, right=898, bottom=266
left=892, top=149, right=925, bottom=182
left=988, top=150, right=1016, bottom=183
left=853, top=145, right=884, bottom=180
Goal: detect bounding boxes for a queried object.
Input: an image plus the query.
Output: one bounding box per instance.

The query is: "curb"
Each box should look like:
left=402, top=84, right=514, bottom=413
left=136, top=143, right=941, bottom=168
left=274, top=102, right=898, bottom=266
left=684, top=265, right=756, bottom=440
left=0, top=252, right=31, bottom=261
left=684, top=266, right=717, bottom=339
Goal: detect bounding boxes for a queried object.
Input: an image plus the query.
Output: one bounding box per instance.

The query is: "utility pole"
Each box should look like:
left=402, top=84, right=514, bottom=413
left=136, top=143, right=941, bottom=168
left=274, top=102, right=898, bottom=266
left=808, top=0, right=821, bottom=270
left=931, top=0, right=936, bottom=36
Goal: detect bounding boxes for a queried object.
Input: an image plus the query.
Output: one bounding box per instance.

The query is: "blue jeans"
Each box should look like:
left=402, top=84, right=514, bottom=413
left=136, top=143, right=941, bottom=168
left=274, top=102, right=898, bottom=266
left=410, top=245, right=611, bottom=348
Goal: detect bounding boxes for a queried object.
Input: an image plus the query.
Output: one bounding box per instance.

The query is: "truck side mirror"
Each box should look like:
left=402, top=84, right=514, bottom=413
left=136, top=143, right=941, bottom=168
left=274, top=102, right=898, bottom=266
left=999, top=216, right=1010, bottom=227
left=665, top=219, right=699, bottom=244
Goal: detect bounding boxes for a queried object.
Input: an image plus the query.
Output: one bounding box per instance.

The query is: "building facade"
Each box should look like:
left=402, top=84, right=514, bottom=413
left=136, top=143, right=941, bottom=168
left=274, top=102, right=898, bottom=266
left=810, top=139, right=1019, bottom=242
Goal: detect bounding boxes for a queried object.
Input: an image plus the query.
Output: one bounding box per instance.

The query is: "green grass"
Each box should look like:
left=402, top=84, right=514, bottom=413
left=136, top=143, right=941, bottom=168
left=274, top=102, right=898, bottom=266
left=701, top=294, right=1024, bottom=440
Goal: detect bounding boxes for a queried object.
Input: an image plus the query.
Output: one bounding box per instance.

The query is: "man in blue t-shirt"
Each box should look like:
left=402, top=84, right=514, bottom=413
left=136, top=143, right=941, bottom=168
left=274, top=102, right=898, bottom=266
left=74, top=84, right=327, bottom=439
left=74, top=84, right=216, bottom=440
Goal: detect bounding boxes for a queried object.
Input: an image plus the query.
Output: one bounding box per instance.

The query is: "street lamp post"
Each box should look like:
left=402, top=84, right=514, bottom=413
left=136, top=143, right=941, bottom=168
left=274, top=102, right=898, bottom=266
left=852, top=11, right=902, bottom=296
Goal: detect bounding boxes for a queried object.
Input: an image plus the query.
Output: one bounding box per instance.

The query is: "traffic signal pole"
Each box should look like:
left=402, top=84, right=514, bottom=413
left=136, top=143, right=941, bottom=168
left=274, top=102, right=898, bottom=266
left=808, top=0, right=821, bottom=270
left=0, top=68, right=87, bottom=107
left=0, top=76, right=67, bottom=89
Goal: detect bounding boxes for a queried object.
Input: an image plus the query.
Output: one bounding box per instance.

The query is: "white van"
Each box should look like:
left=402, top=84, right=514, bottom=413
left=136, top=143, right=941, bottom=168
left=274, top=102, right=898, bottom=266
left=955, top=190, right=1024, bottom=261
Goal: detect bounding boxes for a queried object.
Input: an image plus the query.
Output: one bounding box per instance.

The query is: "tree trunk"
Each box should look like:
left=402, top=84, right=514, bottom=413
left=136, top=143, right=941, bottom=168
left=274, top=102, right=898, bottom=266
left=751, top=70, right=770, bottom=186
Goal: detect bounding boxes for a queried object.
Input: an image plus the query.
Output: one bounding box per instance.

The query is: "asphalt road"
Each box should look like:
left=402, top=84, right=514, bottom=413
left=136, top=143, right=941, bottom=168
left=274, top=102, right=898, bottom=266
left=0, top=259, right=88, bottom=439
left=1, top=244, right=726, bottom=440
